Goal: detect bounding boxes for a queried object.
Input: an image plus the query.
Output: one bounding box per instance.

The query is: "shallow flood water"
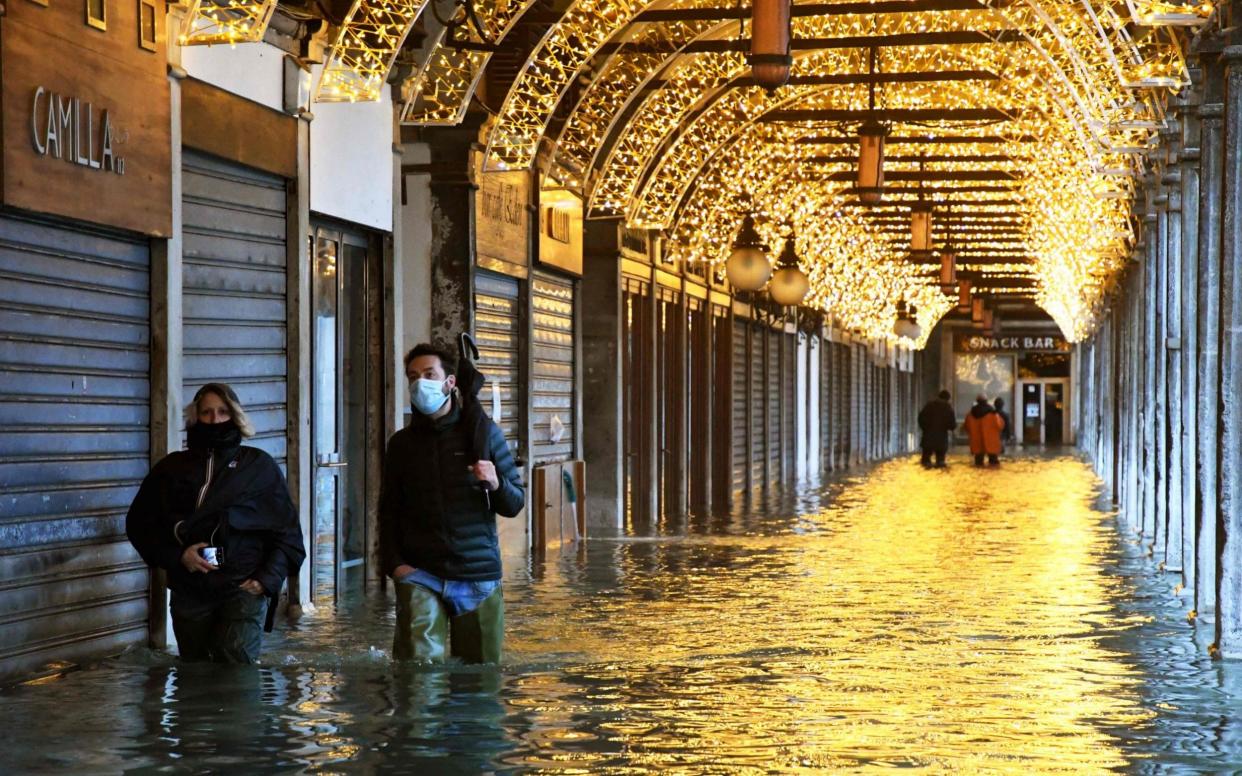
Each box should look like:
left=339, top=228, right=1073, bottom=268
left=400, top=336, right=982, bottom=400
left=6, top=454, right=1242, bottom=773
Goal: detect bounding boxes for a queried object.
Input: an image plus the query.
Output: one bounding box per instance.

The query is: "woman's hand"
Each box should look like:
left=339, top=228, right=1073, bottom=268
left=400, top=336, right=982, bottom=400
left=239, top=579, right=266, bottom=596
left=392, top=564, right=416, bottom=581
left=181, top=543, right=216, bottom=574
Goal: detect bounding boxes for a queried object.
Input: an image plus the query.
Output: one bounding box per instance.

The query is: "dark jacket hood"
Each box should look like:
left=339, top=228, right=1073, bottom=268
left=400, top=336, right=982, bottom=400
left=970, top=402, right=995, bottom=419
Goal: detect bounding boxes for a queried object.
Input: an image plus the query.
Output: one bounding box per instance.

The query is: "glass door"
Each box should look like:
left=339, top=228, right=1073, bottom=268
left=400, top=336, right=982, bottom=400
left=1044, top=382, right=1066, bottom=445
left=312, top=227, right=373, bottom=604
left=1022, top=383, right=1043, bottom=445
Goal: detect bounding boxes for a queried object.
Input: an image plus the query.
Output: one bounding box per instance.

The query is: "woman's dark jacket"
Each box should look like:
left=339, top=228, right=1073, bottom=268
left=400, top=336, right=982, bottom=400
left=918, top=398, right=957, bottom=451
left=126, top=436, right=305, bottom=607
left=379, top=398, right=525, bottom=581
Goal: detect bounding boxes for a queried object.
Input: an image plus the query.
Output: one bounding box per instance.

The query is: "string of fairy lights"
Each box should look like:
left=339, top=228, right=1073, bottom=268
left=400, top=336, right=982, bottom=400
left=178, top=0, right=1211, bottom=345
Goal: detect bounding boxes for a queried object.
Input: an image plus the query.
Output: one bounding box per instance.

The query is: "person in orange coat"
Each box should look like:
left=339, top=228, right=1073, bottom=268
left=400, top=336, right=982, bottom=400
left=962, top=394, right=1005, bottom=466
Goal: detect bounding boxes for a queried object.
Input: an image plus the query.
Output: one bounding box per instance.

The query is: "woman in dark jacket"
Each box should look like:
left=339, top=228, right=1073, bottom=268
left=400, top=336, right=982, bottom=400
left=126, top=383, right=305, bottom=663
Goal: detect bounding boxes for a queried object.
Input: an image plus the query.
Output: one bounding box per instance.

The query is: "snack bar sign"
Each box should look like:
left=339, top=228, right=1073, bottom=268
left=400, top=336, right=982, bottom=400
left=954, top=332, right=1071, bottom=353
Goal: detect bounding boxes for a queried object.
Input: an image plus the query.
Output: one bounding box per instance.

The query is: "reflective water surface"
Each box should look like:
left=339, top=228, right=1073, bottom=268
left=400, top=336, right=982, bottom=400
left=6, top=454, right=1242, bottom=773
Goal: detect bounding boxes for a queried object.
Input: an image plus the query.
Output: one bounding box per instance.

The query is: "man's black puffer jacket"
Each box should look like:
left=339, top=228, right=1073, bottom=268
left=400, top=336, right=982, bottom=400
left=379, top=398, right=525, bottom=581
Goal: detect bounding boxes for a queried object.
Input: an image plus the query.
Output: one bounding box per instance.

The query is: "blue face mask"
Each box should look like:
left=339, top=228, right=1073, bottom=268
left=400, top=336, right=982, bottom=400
left=411, top=378, right=450, bottom=415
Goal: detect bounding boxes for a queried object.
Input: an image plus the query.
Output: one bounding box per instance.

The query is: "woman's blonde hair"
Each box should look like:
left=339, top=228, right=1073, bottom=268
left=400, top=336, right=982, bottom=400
left=183, top=382, right=256, bottom=438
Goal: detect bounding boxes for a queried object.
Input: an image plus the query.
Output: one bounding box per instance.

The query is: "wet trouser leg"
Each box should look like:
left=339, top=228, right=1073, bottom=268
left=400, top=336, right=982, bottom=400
left=934, top=449, right=946, bottom=467
left=449, top=586, right=504, bottom=665
left=393, top=581, right=449, bottom=662
left=171, top=592, right=266, bottom=664
left=974, top=453, right=985, bottom=466
left=987, top=454, right=1000, bottom=466
left=214, top=594, right=267, bottom=664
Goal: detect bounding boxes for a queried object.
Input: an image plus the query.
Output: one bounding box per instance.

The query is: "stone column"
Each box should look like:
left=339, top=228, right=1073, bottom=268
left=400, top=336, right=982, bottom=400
left=1197, top=52, right=1225, bottom=618
left=1164, top=127, right=1185, bottom=573
left=1154, top=183, right=1170, bottom=558
left=422, top=121, right=486, bottom=344
left=1180, top=85, right=1202, bottom=595
left=1143, top=205, right=1159, bottom=544
left=1216, top=44, right=1242, bottom=655
left=581, top=219, right=624, bottom=528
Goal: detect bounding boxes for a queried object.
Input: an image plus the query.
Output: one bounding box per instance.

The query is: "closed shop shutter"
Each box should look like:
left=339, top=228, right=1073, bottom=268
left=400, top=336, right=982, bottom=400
left=783, top=332, right=795, bottom=478
left=531, top=272, right=575, bottom=464
left=182, top=150, right=289, bottom=465
left=475, top=271, right=524, bottom=455
left=749, top=323, right=765, bottom=489
left=731, top=318, right=749, bottom=494
left=0, top=212, right=151, bottom=682
left=767, top=329, right=781, bottom=484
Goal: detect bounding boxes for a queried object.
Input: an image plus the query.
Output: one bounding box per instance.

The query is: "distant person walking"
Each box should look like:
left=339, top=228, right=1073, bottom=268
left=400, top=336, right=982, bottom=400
left=963, top=394, right=1005, bottom=466
left=917, top=389, right=957, bottom=468
left=994, top=397, right=1013, bottom=454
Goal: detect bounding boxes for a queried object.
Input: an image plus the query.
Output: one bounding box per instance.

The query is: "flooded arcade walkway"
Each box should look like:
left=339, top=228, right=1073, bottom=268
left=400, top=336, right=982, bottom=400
left=6, top=455, right=1242, bottom=772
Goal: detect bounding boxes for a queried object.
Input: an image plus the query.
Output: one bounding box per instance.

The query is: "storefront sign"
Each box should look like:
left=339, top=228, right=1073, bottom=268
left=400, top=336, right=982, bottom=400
left=954, top=331, right=1071, bottom=353
left=1, top=0, right=171, bottom=235
left=30, top=88, right=125, bottom=174
left=538, top=189, right=583, bottom=277
left=476, top=171, right=530, bottom=274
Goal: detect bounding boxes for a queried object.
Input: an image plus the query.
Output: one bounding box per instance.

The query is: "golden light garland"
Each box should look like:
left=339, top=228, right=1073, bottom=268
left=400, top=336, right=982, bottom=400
left=179, top=0, right=278, bottom=45
left=314, top=0, right=428, bottom=102
left=385, top=0, right=1209, bottom=343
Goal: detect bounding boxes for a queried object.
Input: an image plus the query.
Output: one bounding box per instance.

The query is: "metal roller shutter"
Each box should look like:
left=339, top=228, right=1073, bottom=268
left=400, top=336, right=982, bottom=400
left=531, top=272, right=575, bottom=464
left=766, top=329, right=781, bottom=484
left=783, top=333, right=796, bottom=479
left=0, top=212, right=151, bottom=682
left=182, top=150, right=289, bottom=465
left=731, top=319, right=748, bottom=494
left=474, top=271, right=524, bottom=455
left=749, top=324, right=765, bottom=489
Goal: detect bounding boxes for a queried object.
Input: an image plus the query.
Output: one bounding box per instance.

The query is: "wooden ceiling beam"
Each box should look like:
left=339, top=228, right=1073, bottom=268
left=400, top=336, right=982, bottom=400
left=762, top=107, right=1019, bottom=122
left=633, top=0, right=1010, bottom=23
left=796, top=134, right=1039, bottom=144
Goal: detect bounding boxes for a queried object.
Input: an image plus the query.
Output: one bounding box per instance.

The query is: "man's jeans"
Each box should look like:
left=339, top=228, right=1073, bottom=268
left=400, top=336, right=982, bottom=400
left=393, top=569, right=503, bottom=664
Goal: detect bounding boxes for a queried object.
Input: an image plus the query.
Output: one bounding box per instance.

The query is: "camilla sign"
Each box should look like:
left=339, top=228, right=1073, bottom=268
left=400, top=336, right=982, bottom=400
left=30, top=87, right=125, bottom=174
left=954, top=331, right=1071, bottom=353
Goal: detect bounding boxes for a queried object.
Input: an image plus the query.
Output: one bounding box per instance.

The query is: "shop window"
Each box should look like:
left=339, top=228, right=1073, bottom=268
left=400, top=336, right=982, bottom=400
left=86, top=0, right=106, bottom=30
left=138, top=0, right=157, bottom=50
left=1018, top=352, right=1071, bottom=378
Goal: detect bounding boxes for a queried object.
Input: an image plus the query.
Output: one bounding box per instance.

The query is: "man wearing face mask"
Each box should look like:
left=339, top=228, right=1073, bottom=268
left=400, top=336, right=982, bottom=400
left=379, top=343, right=525, bottom=663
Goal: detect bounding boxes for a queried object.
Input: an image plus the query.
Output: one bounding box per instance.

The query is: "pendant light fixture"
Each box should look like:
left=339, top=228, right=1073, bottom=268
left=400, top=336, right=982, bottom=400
left=971, top=295, right=986, bottom=325
left=910, top=153, right=933, bottom=253
left=748, top=0, right=792, bottom=91
left=768, top=223, right=810, bottom=306
left=856, top=47, right=888, bottom=205
left=957, top=276, right=973, bottom=312
left=726, top=210, right=771, bottom=291
left=939, top=247, right=958, bottom=295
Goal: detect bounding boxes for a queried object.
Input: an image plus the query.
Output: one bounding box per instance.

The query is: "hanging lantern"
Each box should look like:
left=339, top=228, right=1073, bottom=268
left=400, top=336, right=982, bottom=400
left=726, top=212, right=771, bottom=291
left=749, top=0, right=792, bottom=91
left=939, top=247, right=958, bottom=294
left=971, top=296, right=986, bottom=325
left=768, top=227, right=810, bottom=306
left=911, top=202, right=933, bottom=253
left=982, top=306, right=995, bottom=334
left=857, top=121, right=888, bottom=205
left=958, top=276, right=973, bottom=312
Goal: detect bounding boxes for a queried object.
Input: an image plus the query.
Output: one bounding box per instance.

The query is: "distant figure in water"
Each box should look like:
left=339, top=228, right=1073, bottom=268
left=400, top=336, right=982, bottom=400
left=963, top=394, right=1005, bottom=467
left=917, top=389, right=957, bottom=469
left=993, top=397, right=1013, bottom=454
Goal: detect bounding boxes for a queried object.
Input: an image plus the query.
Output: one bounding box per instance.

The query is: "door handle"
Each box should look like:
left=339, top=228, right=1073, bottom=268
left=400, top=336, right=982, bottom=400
left=316, top=452, right=348, bottom=468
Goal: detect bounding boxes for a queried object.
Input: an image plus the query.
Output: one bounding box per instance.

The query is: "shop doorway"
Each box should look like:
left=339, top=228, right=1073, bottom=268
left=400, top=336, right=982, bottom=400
left=311, top=224, right=382, bottom=604
left=1020, top=380, right=1069, bottom=446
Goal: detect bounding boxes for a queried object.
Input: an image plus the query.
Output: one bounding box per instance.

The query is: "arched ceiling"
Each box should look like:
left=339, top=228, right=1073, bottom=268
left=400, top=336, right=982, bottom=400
left=399, top=0, right=1212, bottom=344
